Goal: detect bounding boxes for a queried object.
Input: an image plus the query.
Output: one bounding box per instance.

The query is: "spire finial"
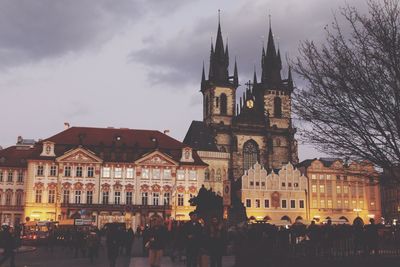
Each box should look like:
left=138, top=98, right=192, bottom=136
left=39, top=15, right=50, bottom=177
left=218, top=9, right=221, bottom=25
left=268, top=13, right=272, bottom=30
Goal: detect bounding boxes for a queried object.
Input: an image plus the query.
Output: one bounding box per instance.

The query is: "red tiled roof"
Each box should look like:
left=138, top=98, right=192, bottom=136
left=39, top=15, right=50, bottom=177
left=0, top=146, right=35, bottom=168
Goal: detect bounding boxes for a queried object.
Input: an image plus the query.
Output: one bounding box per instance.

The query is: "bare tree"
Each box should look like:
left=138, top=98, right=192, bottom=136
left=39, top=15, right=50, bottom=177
left=294, top=0, right=400, bottom=182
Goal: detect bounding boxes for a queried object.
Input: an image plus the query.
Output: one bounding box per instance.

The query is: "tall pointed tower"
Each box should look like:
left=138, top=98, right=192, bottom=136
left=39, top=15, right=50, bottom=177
left=201, top=14, right=238, bottom=129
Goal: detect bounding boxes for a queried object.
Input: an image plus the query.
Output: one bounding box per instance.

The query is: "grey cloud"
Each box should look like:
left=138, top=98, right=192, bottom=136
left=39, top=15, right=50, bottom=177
left=129, top=0, right=367, bottom=90
left=0, top=0, right=188, bottom=69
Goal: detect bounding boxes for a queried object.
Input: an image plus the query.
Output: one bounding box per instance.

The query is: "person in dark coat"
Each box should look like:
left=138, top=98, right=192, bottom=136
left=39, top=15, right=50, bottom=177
left=125, top=227, right=135, bottom=256
left=207, top=217, right=226, bottom=267
left=147, top=216, right=168, bottom=267
left=106, top=226, right=119, bottom=267
left=365, top=218, right=379, bottom=255
left=0, top=225, right=16, bottom=267
left=184, top=212, right=203, bottom=267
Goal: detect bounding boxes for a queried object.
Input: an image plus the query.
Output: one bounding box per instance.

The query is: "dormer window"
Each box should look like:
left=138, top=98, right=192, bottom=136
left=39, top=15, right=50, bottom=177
left=180, top=147, right=194, bottom=163
left=40, top=141, right=55, bottom=157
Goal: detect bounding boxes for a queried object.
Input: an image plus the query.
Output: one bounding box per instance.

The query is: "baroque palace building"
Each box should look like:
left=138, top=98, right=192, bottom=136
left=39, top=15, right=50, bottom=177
left=0, top=126, right=207, bottom=227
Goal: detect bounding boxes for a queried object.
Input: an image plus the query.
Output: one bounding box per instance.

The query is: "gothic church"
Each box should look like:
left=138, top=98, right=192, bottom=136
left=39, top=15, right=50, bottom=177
left=184, top=17, right=298, bottom=182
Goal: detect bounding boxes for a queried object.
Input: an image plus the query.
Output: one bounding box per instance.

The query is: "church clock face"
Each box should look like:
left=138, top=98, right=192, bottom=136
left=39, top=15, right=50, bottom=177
left=246, top=99, right=254, bottom=109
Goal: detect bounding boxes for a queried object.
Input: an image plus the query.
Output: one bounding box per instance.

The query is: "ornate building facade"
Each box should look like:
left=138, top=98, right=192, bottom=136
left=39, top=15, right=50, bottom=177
left=0, top=126, right=207, bottom=228
left=241, top=162, right=307, bottom=224
left=184, top=18, right=298, bottom=186
left=298, top=158, right=381, bottom=224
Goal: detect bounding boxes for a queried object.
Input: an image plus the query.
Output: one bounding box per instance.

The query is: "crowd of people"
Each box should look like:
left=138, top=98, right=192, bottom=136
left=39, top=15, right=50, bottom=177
left=2, top=216, right=400, bottom=267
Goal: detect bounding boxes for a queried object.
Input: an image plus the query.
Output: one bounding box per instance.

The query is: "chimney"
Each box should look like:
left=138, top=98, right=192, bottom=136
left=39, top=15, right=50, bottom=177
left=64, top=122, right=70, bottom=130
left=17, top=136, right=23, bottom=144
left=163, top=130, right=170, bottom=135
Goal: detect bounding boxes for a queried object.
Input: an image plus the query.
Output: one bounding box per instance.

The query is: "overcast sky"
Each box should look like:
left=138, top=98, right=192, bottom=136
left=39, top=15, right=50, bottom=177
left=0, top=0, right=367, bottom=161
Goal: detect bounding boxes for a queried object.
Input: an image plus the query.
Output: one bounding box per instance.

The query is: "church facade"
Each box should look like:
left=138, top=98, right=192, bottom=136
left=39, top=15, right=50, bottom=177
left=184, top=18, right=298, bottom=185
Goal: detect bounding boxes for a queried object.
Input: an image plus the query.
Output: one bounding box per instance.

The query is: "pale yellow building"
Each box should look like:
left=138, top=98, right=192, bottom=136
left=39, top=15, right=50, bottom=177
left=298, top=158, right=381, bottom=224
left=241, top=162, right=307, bottom=224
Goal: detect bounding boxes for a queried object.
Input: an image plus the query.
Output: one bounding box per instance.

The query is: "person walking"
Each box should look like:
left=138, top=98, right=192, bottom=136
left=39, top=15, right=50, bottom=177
left=147, top=216, right=168, bottom=267
left=207, top=217, right=226, bottom=267
left=125, top=227, right=135, bottom=256
left=184, top=212, right=203, bottom=267
left=106, top=226, right=119, bottom=267
left=0, top=225, right=16, bottom=267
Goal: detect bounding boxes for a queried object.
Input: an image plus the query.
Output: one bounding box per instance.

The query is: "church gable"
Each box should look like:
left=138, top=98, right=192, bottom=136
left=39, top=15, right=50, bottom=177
left=135, top=151, right=178, bottom=166
left=56, top=147, right=103, bottom=163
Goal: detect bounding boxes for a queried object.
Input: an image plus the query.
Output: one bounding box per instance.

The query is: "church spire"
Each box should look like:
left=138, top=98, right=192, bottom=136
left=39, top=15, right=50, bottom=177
left=287, top=66, right=294, bottom=91
left=201, top=61, right=206, bottom=91
left=253, top=65, right=257, bottom=84
left=233, top=57, right=239, bottom=87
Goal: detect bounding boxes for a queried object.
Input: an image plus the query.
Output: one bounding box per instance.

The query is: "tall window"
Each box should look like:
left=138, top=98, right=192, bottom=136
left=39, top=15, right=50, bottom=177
left=7, top=171, right=13, bottom=182
left=274, top=97, right=282, bottom=117
left=126, top=192, right=133, bottom=205
left=220, top=93, right=227, bottom=115
left=50, top=166, right=57, bottom=176
left=142, top=168, right=149, bottom=179
left=75, top=190, right=81, bottom=204
left=163, top=169, right=171, bottom=179
left=35, top=190, right=42, bottom=203
left=126, top=168, right=134, bottom=179
left=5, top=192, right=12, bottom=205
left=0, top=170, right=3, bottom=182
left=216, top=169, right=221, bottom=181
left=299, top=200, right=305, bottom=209
left=264, top=199, right=270, bottom=208
left=102, top=167, right=110, bottom=178
left=255, top=199, right=260, bottom=208
left=16, top=192, right=23, bottom=206
left=64, top=166, right=71, bottom=177
left=153, top=192, right=159, bottom=205
left=114, top=191, right=121, bottom=204
left=243, top=140, right=259, bottom=171
left=177, top=194, right=184, bottom=206
left=37, top=166, right=44, bottom=176
left=76, top=166, right=83, bottom=177
left=177, top=170, right=185, bottom=180
left=63, top=190, right=70, bottom=203
left=164, top=192, right=170, bottom=205
left=290, top=200, right=296, bottom=208
left=87, top=191, right=93, bottom=204
left=87, top=167, right=94, bottom=178
left=281, top=199, right=287, bottom=208
left=114, top=168, right=122, bottom=178
left=246, top=199, right=251, bottom=208
left=17, top=171, right=23, bottom=182
left=48, top=190, right=55, bottom=203
left=204, top=168, right=210, bottom=180
left=102, top=192, right=109, bottom=204
left=152, top=169, right=160, bottom=179
left=142, top=192, right=148, bottom=205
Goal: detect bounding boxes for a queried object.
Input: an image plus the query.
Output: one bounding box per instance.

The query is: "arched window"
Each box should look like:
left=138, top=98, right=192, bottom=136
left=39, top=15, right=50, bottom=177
left=220, top=93, right=227, bottom=115
left=274, top=97, right=282, bottom=117
left=205, top=168, right=210, bottom=181
left=243, top=140, right=259, bottom=172
left=216, top=169, right=222, bottom=181
left=210, top=169, right=215, bottom=181
left=205, top=96, right=209, bottom=116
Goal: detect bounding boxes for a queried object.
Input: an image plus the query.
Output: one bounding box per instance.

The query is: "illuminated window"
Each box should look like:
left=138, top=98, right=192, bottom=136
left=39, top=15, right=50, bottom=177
left=344, top=200, right=349, bottom=208
left=264, top=199, right=270, bottom=208
left=311, top=174, right=316, bottom=180
left=114, top=168, right=122, bottom=178
left=312, top=184, right=317, bottom=193
left=320, top=199, right=325, bottom=208
left=76, top=166, right=83, bottom=177
left=299, top=200, right=305, bottom=209
left=326, top=175, right=331, bottom=180
left=319, top=175, right=324, bottom=180
left=48, top=190, right=55, bottom=203
left=337, top=200, right=342, bottom=208
left=255, top=199, right=260, bottom=208
left=150, top=168, right=159, bottom=180
left=141, top=168, right=149, bottom=179
left=327, top=199, right=332, bottom=208
left=319, top=185, right=325, bottom=194
left=189, top=170, right=197, bottom=181
left=126, top=168, right=134, bottom=179
left=281, top=199, right=287, bottom=208
left=312, top=199, right=317, bottom=208
left=177, top=170, right=185, bottom=180
left=336, top=186, right=342, bottom=194
left=343, top=185, right=349, bottom=194
left=163, top=169, right=171, bottom=179
left=204, top=168, right=210, bottom=180
left=102, top=167, right=110, bottom=178
left=290, top=200, right=296, bottom=208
